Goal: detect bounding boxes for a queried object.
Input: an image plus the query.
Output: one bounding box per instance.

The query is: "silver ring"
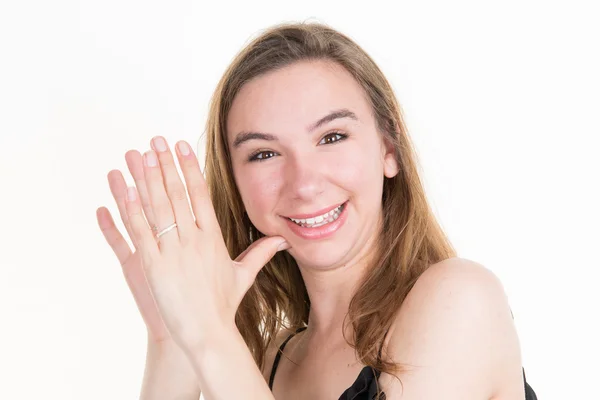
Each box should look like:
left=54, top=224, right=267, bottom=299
left=154, top=222, right=178, bottom=240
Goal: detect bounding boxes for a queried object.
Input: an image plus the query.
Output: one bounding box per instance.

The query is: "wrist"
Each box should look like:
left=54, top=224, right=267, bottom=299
left=141, top=346, right=201, bottom=400
left=147, top=339, right=199, bottom=379
left=147, top=339, right=189, bottom=361
left=186, top=327, right=272, bottom=399
left=183, top=321, right=239, bottom=361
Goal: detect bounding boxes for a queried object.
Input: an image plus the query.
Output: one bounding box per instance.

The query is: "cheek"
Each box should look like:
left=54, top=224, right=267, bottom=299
left=236, top=165, right=283, bottom=218
left=330, top=144, right=383, bottom=193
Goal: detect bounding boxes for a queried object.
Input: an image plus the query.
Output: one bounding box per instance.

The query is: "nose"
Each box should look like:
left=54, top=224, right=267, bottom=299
left=283, top=152, right=324, bottom=201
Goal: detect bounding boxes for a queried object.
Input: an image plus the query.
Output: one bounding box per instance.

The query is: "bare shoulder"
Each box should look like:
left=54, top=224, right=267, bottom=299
left=381, top=257, right=525, bottom=399
left=412, top=256, right=508, bottom=300
left=260, top=326, right=298, bottom=383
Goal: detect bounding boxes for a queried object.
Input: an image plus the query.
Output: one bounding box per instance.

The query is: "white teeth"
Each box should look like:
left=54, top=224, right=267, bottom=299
left=289, top=204, right=344, bottom=228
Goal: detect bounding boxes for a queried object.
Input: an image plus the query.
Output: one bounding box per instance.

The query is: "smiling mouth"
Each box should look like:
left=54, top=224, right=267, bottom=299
left=286, top=202, right=347, bottom=228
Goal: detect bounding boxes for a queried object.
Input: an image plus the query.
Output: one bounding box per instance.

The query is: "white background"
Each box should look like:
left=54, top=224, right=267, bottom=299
left=1, top=0, right=598, bottom=399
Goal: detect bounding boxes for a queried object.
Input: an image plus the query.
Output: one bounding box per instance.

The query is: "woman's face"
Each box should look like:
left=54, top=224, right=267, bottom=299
left=227, top=60, right=398, bottom=270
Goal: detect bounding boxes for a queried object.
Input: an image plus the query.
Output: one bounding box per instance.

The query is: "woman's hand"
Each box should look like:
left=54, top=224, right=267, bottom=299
left=97, top=150, right=171, bottom=344
left=116, top=136, right=288, bottom=356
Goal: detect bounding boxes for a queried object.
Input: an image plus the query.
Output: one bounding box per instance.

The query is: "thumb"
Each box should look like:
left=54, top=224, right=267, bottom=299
left=235, top=236, right=289, bottom=281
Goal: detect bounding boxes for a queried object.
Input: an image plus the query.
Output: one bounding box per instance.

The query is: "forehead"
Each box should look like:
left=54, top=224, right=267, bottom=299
left=226, top=60, right=370, bottom=141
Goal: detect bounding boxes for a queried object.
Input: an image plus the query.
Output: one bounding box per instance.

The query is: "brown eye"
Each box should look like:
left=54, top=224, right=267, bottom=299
left=248, top=150, right=276, bottom=162
left=319, top=132, right=348, bottom=145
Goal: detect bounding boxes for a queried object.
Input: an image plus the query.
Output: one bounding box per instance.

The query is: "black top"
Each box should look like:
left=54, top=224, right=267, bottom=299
left=268, top=327, right=537, bottom=400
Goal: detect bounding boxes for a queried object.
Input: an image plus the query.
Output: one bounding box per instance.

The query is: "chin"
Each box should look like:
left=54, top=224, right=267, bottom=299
left=286, top=245, right=351, bottom=270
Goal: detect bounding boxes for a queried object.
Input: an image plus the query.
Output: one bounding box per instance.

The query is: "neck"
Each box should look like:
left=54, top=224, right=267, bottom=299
left=296, top=231, right=380, bottom=343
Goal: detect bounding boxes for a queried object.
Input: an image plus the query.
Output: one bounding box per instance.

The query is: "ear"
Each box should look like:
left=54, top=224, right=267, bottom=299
left=382, top=136, right=400, bottom=178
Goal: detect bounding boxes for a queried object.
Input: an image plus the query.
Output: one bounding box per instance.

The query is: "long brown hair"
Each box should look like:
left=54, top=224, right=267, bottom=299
left=201, top=21, right=456, bottom=387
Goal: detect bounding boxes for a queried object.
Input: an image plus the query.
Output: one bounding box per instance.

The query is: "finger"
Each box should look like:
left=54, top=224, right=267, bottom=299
left=233, top=245, right=252, bottom=263
left=236, top=236, right=289, bottom=289
left=174, top=140, right=219, bottom=231
left=142, top=149, right=179, bottom=248
left=125, top=186, right=160, bottom=265
left=125, top=150, right=157, bottom=230
left=96, top=206, right=134, bottom=265
left=150, top=136, right=196, bottom=237
left=107, top=169, right=137, bottom=245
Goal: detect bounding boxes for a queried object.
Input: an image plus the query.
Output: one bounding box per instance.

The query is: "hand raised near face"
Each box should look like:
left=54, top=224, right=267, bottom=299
left=114, top=136, right=289, bottom=354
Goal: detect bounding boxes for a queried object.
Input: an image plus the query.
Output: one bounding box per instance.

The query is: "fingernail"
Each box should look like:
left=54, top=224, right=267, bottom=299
left=153, top=137, right=167, bottom=152
left=144, top=151, right=158, bottom=167
left=177, top=141, right=190, bottom=156
left=126, top=187, right=137, bottom=202
left=277, top=241, right=290, bottom=251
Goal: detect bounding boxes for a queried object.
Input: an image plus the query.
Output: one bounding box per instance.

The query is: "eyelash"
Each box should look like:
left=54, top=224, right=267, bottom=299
left=247, top=131, right=349, bottom=162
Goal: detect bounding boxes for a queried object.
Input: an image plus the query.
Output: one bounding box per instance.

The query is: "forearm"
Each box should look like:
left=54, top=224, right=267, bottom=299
left=140, top=339, right=202, bottom=400
left=187, top=328, right=274, bottom=400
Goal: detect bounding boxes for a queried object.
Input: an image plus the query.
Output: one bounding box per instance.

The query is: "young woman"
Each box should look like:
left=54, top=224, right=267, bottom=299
left=97, top=22, right=537, bottom=399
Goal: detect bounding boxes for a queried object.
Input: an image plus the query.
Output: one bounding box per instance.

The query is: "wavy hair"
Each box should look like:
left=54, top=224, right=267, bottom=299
left=200, top=20, right=456, bottom=392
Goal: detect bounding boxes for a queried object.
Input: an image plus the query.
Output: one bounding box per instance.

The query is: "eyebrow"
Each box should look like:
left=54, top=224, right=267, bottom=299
left=231, top=108, right=358, bottom=149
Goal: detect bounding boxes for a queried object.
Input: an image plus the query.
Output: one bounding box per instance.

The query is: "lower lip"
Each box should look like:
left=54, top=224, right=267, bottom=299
left=283, top=202, right=348, bottom=240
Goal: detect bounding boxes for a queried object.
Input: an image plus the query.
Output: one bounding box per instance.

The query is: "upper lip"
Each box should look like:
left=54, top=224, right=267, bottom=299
left=283, top=201, right=346, bottom=220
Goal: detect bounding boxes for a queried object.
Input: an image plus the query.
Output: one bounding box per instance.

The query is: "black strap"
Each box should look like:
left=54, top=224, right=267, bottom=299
left=268, top=326, right=307, bottom=390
